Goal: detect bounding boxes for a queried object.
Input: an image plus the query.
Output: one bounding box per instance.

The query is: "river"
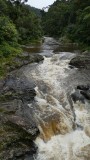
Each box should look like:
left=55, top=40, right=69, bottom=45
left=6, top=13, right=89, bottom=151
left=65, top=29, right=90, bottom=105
left=23, top=37, right=90, bottom=160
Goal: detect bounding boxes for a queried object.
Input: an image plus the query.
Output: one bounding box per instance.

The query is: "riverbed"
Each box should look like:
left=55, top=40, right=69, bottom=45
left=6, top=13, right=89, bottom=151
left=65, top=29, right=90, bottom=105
left=22, top=37, right=90, bottom=160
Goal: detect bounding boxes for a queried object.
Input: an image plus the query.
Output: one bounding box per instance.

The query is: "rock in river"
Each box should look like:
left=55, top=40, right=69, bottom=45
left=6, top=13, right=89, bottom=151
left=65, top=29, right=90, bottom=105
left=69, top=55, right=90, bottom=69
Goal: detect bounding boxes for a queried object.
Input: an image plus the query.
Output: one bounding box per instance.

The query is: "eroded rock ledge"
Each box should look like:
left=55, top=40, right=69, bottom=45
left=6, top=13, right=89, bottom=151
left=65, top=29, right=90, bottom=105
left=6, top=52, right=44, bottom=72
left=0, top=74, right=39, bottom=159
left=0, top=53, right=44, bottom=159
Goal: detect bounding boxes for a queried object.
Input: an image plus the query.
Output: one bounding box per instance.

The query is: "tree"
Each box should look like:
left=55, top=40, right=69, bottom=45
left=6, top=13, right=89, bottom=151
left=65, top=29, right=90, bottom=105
left=0, top=16, right=20, bottom=57
left=0, top=16, right=18, bottom=44
left=42, top=0, right=70, bottom=37
left=0, top=0, right=7, bottom=15
left=42, top=0, right=90, bottom=45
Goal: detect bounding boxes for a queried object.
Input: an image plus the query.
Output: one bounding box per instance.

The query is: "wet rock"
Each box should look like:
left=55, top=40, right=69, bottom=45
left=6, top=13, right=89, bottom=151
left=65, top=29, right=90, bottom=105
left=69, top=65, right=75, bottom=69
left=0, top=74, right=36, bottom=102
left=69, top=55, right=90, bottom=69
left=14, top=53, right=44, bottom=67
left=0, top=71, right=39, bottom=159
left=6, top=52, right=44, bottom=72
left=7, top=115, right=39, bottom=137
left=0, top=102, right=39, bottom=160
left=77, top=85, right=90, bottom=100
left=77, top=85, right=90, bottom=90
left=0, top=116, right=38, bottom=160
left=80, top=90, right=90, bottom=100
left=71, top=90, right=85, bottom=103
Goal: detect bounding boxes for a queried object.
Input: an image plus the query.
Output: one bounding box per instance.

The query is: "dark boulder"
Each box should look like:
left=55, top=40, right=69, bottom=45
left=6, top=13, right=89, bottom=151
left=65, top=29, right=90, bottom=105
left=77, top=85, right=90, bottom=91
left=0, top=74, right=36, bottom=102
left=80, top=90, right=90, bottom=100
left=69, top=55, right=90, bottom=69
left=71, top=90, right=85, bottom=103
left=77, top=85, right=90, bottom=100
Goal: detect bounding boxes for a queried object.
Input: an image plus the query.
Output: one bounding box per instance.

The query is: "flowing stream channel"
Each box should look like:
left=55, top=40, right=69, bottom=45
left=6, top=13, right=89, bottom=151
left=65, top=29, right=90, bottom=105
left=23, top=37, right=90, bottom=160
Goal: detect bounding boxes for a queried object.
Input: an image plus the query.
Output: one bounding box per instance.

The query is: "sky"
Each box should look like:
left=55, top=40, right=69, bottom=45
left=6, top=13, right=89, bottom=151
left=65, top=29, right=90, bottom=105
left=27, top=0, right=56, bottom=9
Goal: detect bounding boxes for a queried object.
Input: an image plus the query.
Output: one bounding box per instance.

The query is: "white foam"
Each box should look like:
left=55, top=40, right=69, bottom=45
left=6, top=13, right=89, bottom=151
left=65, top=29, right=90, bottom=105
left=35, top=130, right=90, bottom=160
left=24, top=51, right=90, bottom=160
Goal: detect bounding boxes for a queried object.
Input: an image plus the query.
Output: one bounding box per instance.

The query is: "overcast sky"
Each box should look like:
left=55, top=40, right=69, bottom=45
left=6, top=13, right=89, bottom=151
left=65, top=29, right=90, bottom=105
left=27, top=0, right=56, bottom=9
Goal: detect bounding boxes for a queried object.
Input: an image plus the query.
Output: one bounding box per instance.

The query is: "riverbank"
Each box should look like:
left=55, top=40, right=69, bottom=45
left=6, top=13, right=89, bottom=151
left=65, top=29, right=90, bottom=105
left=0, top=71, right=39, bottom=159
left=0, top=49, right=44, bottom=79
left=0, top=47, right=44, bottom=159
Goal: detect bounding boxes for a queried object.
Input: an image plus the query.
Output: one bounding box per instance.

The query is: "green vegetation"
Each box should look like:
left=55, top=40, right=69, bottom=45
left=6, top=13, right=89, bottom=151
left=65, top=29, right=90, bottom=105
left=42, top=0, right=90, bottom=46
left=0, top=0, right=42, bottom=77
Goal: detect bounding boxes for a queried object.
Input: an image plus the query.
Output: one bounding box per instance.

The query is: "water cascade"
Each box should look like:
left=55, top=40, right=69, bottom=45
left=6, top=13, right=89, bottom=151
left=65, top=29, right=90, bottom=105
left=23, top=37, right=90, bottom=160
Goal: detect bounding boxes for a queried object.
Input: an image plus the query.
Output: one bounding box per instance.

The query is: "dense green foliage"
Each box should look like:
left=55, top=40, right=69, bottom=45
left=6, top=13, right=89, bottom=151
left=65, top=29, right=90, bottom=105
left=42, top=0, right=90, bottom=45
left=0, top=0, right=42, bottom=77
left=0, top=16, right=18, bottom=44
left=0, top=0, right=42, bottom=44
left=0, top=16, right=20, bottom=59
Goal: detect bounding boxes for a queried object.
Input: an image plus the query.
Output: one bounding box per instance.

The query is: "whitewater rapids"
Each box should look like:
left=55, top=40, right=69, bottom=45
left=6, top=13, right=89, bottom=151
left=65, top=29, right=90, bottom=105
left=23, top=37, right=90, bottom=160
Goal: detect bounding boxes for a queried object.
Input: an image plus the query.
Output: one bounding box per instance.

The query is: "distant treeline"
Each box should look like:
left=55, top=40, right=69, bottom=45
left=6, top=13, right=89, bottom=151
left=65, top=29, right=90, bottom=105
left=42, top=0, right=90, bottom=45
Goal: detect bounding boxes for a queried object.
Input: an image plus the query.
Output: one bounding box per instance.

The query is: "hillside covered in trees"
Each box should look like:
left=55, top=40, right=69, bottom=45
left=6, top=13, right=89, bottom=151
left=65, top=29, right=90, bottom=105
left=42, top=0, right=90, bottom=46
left=0, top=0, right=42, bottom=76
left=0, top=0, right=42, bottom=44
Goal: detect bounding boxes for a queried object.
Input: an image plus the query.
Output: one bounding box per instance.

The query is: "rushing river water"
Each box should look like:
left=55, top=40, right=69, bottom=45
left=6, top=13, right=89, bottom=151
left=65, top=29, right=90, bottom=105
left=23, top=37, right=90, bottom=160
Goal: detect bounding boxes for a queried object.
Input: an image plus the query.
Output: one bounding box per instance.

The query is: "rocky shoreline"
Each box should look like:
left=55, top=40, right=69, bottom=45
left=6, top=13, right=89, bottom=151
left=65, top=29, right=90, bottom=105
left=0, top=52, right=44, bottom=160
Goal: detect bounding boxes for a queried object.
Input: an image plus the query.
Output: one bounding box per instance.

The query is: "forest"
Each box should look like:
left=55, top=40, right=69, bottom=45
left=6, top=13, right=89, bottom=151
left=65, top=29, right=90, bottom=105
left=0, top=0, right=42, bottom=76
left=0, top=0, right=90, bottom=76
left=42, top=0, right=90, bottom=45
